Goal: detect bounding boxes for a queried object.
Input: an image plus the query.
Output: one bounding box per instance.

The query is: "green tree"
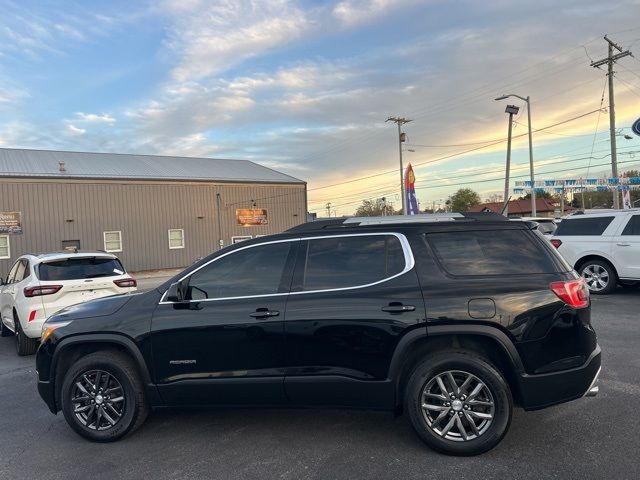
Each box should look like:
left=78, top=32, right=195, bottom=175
left=448, top=188, right=481, bottom=212
left=354, top=197, right=399, bottom=216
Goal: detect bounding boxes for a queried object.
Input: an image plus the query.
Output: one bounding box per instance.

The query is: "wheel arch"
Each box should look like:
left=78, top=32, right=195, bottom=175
left=51, top=334, right=155, bottom=412
left=390, top=325, right=525, bottom=412
left=574, top=254, right=618, bottom=276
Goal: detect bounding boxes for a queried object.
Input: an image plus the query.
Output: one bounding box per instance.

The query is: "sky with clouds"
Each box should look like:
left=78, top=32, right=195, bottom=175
left=1, top=0, right=640, bottom=214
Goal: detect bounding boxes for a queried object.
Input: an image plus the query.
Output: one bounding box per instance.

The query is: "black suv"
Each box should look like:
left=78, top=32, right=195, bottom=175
left=36, top=214, right=601, bottom=455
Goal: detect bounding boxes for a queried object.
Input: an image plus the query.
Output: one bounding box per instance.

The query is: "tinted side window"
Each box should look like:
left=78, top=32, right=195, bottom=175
left=427, top=230, right=557, bottom=276
left=187, top=242, right=293, bottom=300
left=6, top=261, right=20, bottom=283
left=38, top=257, right=125, bottom=281
left=14, top=260, right=27, bottom=282
left=622, top=215, right=640, bottom=236
left=555, top=216, right=615, bottom=236
left=302, top=235, right=405, bottom=291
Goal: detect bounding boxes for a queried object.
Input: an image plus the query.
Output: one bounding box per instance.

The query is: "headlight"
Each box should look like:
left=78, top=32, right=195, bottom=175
left=41, top=321, right=72, bottom=342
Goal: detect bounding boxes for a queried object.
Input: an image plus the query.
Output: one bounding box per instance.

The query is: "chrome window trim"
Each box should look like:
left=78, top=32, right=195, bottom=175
left=158, top=232, right=415, bottom=304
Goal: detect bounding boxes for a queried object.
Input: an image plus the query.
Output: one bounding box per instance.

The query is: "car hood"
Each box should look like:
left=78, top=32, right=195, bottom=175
left=47, top=293, right=134, bottom=323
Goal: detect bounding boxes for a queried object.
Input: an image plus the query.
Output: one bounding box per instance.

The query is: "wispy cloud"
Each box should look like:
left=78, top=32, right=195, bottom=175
left=75, top=112, right=116, bottom=124
left=161, top=0, right=310, bottom=83
left=65, top=124, right=86, bottom=136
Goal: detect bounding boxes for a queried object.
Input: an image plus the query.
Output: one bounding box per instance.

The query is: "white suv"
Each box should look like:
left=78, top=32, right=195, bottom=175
left=0, top=251, right=137, bottom=355
left=550, top=209, right=640, bottom=294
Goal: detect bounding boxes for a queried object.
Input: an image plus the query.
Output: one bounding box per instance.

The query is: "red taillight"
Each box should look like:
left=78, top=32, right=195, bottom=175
left=114, top=278, right=137, bottom=288
left=28, top=310, right=37, bottom=322
left=550, top=239, right=562, bottom=248
left=24, top=285, right=62, bottom=297
left=550, top=279, right=590, bottom=309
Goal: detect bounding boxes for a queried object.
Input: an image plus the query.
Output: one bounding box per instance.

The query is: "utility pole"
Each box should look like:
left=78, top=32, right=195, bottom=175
left=502, top=105, right=520, bottom=217
left=386, top=116, right=412, bottom=215
left=325, top=202, right=331, bottom=217
left=591, top=35, right=632, bottom=209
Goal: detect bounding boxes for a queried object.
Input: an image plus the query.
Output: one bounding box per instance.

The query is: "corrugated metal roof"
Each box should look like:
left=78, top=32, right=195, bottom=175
left=0, top=148, right=304, bottom=184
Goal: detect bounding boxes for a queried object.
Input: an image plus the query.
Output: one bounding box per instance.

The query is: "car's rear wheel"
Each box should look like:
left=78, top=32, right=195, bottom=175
left=60, top=351, right=148, bottom=442
left=404, top=350, right=512, bottom=456
left=579, top=260, right=617, bottom=295
left=14, top=313, right=38, bottom=355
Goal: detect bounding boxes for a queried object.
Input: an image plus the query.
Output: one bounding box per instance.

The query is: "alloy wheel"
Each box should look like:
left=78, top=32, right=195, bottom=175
left=582, top=264, right=609, bottom=292
left=71, top=370, right=126, bottom=431
left=421, top=370, right=495, bottom=442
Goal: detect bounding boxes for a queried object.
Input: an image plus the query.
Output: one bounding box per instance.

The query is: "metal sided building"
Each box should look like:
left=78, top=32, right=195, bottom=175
left=0, top=148, right=307, bottom=274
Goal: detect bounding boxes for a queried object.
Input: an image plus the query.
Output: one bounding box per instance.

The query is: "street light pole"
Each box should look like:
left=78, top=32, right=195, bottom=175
left=496, top=94, right=535, bottom=216
left=387, top=116, right=412, bottom=215
left=503, top=104, right=519, bottom=217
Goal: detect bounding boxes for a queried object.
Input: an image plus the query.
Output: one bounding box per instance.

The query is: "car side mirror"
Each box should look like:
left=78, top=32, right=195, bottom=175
left=165, top=281, right=186, bottom=302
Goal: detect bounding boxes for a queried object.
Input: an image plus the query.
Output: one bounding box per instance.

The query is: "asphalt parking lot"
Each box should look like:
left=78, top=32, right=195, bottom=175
left=0, top=288, right=638, bottom=480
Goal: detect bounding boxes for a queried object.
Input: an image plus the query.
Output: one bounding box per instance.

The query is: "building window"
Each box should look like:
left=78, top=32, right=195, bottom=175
left=0, top=235, right=9, bottom=259
left=168, top=229, right=185, bottom=249
left=232, top=236, right=252, bottom=244
left=104, top=231, right=122, bottom=252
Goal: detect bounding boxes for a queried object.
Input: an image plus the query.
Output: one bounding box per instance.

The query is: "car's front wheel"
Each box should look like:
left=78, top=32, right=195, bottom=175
left=60, top=351, right=149, bottom=442
left=404, top=350, right=512, bottom=456
left=0, top=318, right=13, bottom=337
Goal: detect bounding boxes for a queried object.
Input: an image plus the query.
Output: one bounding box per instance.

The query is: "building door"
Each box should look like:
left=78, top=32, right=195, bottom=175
left=151, top=240, right=298, bottom=406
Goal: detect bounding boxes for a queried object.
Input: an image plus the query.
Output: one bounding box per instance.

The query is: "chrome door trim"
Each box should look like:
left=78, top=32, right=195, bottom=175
left=158, top=232, right=415, bottom=304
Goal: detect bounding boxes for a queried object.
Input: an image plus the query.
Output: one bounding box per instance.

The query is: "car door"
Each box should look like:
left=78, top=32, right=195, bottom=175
left=151, top=239, right=298, bottom=406
left=613, top=214, right=640, bottom=279
left=282, top=233, right=426, bottom=409
left=1, top=260, right=21, bottom=330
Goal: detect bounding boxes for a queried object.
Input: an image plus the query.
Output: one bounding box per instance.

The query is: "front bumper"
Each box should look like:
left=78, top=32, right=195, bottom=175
left=37, top=379, right=57, bottom=414
left=518, top=344, right=601, bottom=410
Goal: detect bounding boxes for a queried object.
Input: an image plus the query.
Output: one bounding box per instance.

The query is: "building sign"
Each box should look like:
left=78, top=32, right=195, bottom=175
left=0, top=211, right=22, bottom=234
left=236, top=208, right=268, bottom=226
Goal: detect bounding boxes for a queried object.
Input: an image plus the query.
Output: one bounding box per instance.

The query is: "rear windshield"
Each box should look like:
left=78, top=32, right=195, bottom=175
left=536, top=222, right=557, bottom=235
left=426, top=229, right=558, bottom=276
left=38, top=257, right=125, bottom=281
left=554, top=216, right=614, bottom=236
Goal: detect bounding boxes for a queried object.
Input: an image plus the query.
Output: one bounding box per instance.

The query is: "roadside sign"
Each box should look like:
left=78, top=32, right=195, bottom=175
left=236, top=208, right=268, bottom=226
left=633, top=117, right=640, bottom=136
left=0, top=211, right=22, bottom=234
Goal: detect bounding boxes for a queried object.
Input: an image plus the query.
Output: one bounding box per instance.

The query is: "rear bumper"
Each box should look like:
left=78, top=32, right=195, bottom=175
left=518, top=344, right=601, bottom=410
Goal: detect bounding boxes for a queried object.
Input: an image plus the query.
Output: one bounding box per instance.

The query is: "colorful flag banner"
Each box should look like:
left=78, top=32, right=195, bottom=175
left=405, top=163, right=419, bottom=215
left=622, top=186, right=632, bottom=209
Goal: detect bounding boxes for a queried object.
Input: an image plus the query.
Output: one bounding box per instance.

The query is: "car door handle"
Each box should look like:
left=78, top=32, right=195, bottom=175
left=617, top=243, right=631, bottom=246
left=249, top=309, right=280, bottom=318
left=381, top=303, right=416, bottom=313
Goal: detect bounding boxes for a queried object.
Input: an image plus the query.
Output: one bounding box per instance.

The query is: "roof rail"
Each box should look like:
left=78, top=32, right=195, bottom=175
left=286, top=212, right=508, bottom=233
left=344, top=213, right=464, bottom=225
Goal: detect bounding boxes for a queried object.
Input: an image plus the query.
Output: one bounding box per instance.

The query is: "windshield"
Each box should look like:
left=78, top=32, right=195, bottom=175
left=38, top=257, right=125, bottom=281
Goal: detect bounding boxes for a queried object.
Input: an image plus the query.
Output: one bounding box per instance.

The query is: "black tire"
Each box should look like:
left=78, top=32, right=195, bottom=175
left=578, top=259, right=618, bottom=295
left=404, top=350, right=512, bottom=456
left=60, top=351, right=149, bottom=442
left=14, top=313, right=38, bottom=356
left=0, top=318, right=13, bottom=337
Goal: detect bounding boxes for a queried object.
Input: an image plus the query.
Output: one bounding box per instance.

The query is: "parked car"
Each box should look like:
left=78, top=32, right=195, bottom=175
left=550, top=209, right=640, bottom=294
left=1, top=251, right=137, bottom=355
left=518, top=216, right=558, bottom=235
left=36, top=214, right=600, bottom=456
